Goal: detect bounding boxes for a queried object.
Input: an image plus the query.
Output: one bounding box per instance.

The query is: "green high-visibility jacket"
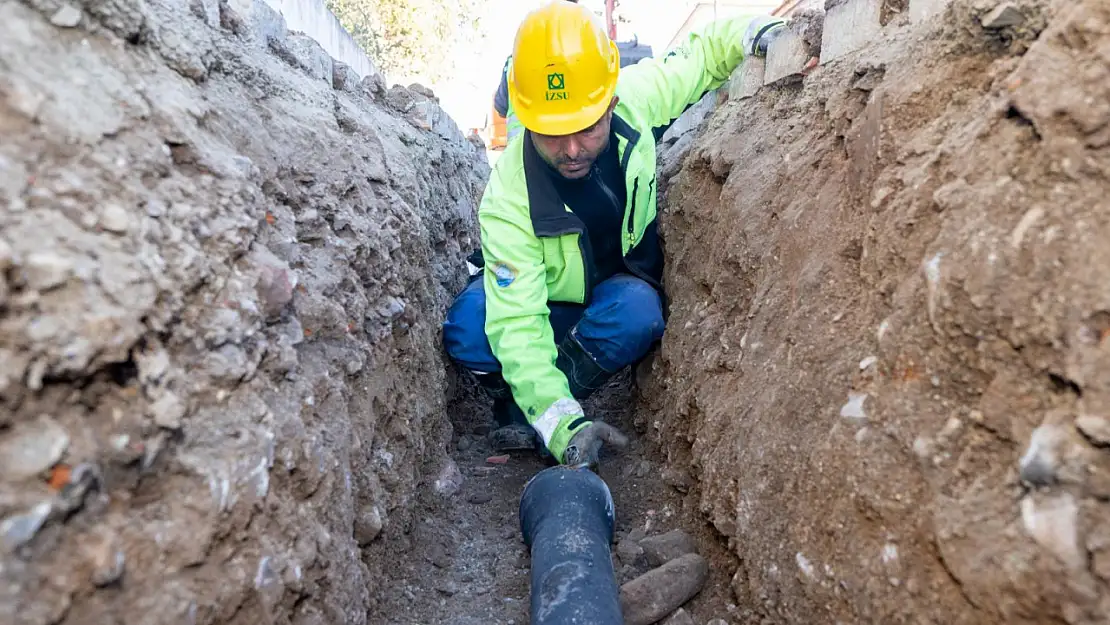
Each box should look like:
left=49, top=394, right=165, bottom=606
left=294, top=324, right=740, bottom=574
left=479, top=15, right=781, bottom=461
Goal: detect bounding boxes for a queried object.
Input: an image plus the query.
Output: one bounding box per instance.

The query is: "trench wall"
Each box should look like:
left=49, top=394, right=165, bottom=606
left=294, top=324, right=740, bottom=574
left=0, top=1, right=486, bottom=624
left=647, top=0, right=1110, bottom=622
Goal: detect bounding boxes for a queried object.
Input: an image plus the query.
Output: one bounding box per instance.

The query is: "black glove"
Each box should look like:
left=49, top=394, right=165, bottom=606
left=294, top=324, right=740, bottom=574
left=743, top=17, right=788, bottom=58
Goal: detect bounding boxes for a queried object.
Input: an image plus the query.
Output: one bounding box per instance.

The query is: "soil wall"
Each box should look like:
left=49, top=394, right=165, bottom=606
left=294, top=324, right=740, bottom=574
left=645, top=0, right=1110, bottom=622
left=0, top=1, right=486, bottom=624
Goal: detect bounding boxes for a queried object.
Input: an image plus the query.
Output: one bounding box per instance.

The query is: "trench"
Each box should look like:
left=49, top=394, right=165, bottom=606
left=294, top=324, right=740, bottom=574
left=4, top=0, right=1110, bottom=625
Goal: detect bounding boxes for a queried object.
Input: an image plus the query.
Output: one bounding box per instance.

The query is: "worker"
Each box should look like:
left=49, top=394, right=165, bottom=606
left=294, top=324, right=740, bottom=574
left=444, top=1, right=788, bottom=468
left=492, top=0, right=582, bottom=145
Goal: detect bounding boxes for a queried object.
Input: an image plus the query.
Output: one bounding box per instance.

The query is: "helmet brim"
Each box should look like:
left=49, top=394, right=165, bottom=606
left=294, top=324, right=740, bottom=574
left=510, top=79, right=618, bottom=137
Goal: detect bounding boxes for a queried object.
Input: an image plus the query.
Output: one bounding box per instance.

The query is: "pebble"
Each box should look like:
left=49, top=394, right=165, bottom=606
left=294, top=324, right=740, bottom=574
left=636, top=460, right=652, bottom=478
left=620, top=554, right=710, bottom=625
left=457, top=436, right=472, bottom=452
left=99, top=204, right=131, bottom=233
left=0, top=414, right=69, bottom=480
left=90, top=539, right=126, bottom=586
left=1, top=502, right=52, bottom=552
left=148, top=392, right=186, bottom=429
left=49, top=3, right=82, bottom=27
left=22, top=251, right=73, bottom=291
left=661, top=609, right=695, bottom=625
left=640, top=529, right=698, bottom=567
left=468, top=491, right=493, bottom=505
left=628, top=527, right=648, bottom=543
left=354, top=505, right=383, bottom=546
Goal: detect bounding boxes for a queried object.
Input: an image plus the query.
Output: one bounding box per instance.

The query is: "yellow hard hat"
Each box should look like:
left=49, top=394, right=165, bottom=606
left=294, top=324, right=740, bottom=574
left=508, top=1, right=620, bottom=136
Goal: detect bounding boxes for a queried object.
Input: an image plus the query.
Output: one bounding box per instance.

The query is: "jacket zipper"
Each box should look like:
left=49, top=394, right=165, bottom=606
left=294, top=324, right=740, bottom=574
left=627, top=177, right=640, bottom=248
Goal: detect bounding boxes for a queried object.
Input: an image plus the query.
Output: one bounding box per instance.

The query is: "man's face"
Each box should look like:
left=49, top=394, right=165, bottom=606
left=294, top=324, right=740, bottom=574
left=532, top=98, right=618, bottom=180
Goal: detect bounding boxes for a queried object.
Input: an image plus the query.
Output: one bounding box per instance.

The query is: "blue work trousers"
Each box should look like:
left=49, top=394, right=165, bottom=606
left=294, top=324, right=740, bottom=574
left=443, top=273, right=665, bottom=374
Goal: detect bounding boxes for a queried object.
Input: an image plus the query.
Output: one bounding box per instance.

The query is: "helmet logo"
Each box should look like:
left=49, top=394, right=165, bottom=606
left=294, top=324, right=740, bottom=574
left=545, top=73, right=568, bottom=101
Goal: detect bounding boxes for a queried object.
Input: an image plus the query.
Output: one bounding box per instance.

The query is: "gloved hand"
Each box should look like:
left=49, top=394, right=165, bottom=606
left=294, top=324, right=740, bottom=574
left=741, top=16, right=788, bottom=58
left=534, top=398, right=629, bottom=470
left=563, top=421, right=629, bottom=471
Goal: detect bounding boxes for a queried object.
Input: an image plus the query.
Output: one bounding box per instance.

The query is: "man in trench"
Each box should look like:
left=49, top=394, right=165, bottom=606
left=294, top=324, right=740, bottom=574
left=443, top=0, right=788, bottom=468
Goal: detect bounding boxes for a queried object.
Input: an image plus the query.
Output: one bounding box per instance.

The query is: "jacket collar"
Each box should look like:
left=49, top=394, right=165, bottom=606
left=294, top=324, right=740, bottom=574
left=523, top=113, right=640, bottom=237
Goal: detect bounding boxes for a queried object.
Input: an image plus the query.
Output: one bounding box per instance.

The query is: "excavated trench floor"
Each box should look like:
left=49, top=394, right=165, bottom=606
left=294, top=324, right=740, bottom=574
left=367, top=372, right=739, bottom=625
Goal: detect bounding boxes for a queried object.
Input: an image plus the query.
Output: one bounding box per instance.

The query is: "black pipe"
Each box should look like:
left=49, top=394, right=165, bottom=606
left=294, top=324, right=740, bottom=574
left=519, top=465, right=623, bottom=625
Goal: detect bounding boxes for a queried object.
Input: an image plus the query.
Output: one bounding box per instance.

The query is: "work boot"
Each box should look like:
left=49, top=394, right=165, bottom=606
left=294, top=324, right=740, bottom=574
left=555, top=330, right=617, bottom=400
left=473, top=372, right=539, bottom=452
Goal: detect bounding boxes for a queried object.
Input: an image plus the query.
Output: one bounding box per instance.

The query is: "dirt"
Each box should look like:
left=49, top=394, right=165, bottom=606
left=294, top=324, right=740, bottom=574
left=366, top=370, right=742, bottom=625
left=1, top=1, right=487, bottom=624
left=646, top=0, right=1110, bottom=623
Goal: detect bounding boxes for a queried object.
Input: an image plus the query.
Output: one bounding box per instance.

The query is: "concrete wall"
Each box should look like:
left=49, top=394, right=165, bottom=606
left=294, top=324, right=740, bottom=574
left=260, top=0, right=376, bottom=78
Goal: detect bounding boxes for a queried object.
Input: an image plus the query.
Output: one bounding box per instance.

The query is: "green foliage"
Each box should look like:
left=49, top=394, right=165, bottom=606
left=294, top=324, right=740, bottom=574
left=327, top=0, right=486, bottom=84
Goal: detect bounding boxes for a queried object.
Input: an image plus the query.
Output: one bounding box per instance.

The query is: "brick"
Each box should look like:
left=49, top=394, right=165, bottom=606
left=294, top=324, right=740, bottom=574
left=728, top=57, right=765, bottom=100
left=763, top=29, right=811, bottom=85
left=821, top=0, right=883, bottom=64
left=910, top=0, right=952, bottom=22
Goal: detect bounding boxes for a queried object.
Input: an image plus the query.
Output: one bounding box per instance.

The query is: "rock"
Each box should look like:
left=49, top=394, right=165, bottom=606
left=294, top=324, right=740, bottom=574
left=640, top=529, right=698, bottom=567
left=1076, top=415, right=1110, bottom=445
left=0, top=415, right=69, bottom=480
left=1020, top=493, right=1084, bottom=569
left=148, top=391, right=187, bottom=429
left=661, top=608, right=696, bottom=625
left=662, top=467, right=693, bottom=494
left=617, top=537, right=644, bottom=566
left=360, top=71, right=386, bottom=98
left=980, top=2, right=1024, bottom=28
left=90, top=537, right=126, bottom=586
left=468, top=491, right=493, bottom=505
left=49, top=4, right=82, bottom=28
left=433, top=459, right=464, bottom=497
left=636, top=460, right=652, bottom=478
left=332, top=61, right=360, bottom=92
left=427, top=543, right=451, bottom=569
left=1, top=502, right=53, bottom=552
left=284, top=34, right=333, bottom=82
left=355, top=505, right=383, bottom=545
left=99, top=203, right=131, bottom=233
left=1019, top=424, right=1067, bottom=486
left=456, top=436, right=472, bottom=452
left=22, top=251, right=73, bottom=291
left=628, top=526, right=648, bottom=543
left=620, top=554, right=710, bottom=625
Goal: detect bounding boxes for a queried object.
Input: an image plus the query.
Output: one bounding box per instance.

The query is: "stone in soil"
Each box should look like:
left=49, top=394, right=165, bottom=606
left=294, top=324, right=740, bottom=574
left=661, top=608, right=696, bottom=625
left=640, top=529, right=698, bottom=567
left=620, top=553, right=710, bottom=625
left=617, top=537, right=645, bottom=566
left=0, top=415, right=69, bottom=480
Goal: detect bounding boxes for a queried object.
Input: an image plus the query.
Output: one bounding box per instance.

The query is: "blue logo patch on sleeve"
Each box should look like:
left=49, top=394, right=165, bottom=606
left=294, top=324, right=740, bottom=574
left=492, top=262, right=517, bottom=288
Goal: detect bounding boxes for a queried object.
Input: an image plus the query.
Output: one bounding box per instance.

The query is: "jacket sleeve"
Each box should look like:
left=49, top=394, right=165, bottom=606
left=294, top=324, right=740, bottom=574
left=479, top=183, right=572, bottom=426
left=618, top=15, right=785, bottom=130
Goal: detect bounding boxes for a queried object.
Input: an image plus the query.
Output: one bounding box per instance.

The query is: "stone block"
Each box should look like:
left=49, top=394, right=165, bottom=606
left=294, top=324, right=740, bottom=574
left=910, top=0, right=952, bottom=22
left=728, top=56, right=765, bottom=100
left=821, top=0, right=883, bottom=64
left=764, top=28, right=812, bottom=85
